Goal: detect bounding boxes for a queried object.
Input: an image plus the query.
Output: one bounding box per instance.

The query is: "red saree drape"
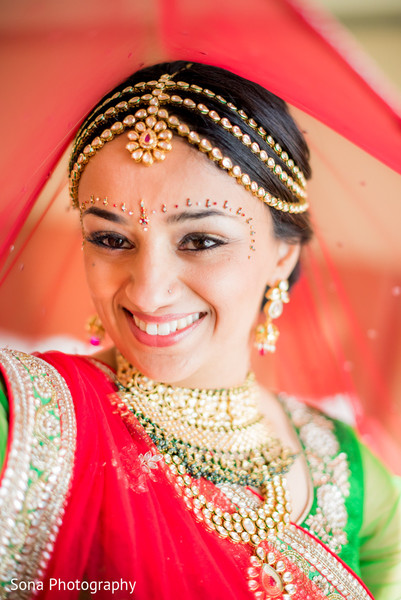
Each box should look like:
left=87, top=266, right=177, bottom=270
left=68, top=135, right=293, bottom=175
left=34, top=351, right=373, bottom=599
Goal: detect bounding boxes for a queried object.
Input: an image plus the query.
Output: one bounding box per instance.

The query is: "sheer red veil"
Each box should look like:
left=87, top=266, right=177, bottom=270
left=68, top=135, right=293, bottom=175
left=0, top=0, right=400, bottom=472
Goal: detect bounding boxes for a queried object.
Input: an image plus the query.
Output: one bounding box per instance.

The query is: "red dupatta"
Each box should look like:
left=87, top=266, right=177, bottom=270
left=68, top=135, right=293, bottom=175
left=31, top=351, right=373, bottom=600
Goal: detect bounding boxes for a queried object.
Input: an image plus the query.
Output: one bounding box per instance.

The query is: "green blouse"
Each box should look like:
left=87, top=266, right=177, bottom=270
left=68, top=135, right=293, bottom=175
left=0, top=376, right=400, bottom=599
left=0, top=377, right=8, bottom=470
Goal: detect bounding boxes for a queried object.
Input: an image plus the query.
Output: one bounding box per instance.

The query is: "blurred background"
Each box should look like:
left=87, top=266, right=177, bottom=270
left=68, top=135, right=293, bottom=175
left=320, top=0, right=401, bottom=90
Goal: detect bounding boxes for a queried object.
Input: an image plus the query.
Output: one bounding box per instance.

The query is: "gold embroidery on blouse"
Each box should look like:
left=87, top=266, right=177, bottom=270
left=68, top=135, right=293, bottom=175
left=271, top=525, right=372, bottom=600
left=281, top=396, right=350, bottom=554
left=0, top=350, right=76, bottom=598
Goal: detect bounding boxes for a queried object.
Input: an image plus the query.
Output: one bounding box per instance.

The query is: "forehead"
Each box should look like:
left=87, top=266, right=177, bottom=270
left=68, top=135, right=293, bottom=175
left=77, top=135, right=266, bottom=217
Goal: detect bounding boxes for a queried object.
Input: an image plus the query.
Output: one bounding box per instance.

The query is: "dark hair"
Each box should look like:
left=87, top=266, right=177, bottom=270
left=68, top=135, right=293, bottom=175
left=71, top=61, right=313, bottom=289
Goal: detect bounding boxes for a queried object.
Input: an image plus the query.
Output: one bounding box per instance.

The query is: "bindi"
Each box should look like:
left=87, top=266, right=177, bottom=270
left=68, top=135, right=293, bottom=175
left=138, top=200, right=149, bottom=231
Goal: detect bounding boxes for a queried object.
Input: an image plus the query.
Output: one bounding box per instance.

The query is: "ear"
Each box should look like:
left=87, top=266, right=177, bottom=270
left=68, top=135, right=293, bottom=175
left=268, top=241, right=301, bottom=286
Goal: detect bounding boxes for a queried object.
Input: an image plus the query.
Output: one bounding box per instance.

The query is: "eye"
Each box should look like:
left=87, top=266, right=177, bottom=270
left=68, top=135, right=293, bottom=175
left=85, top=232, right=134, bottom=250
left=179, top=233, right=226, bottom=252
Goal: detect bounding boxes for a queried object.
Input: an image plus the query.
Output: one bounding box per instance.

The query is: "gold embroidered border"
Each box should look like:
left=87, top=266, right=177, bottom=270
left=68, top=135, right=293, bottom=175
left=270, top=524, right=372, bottom=599
left=0, top=350, right=76, bottom=599
left=282, top=395, right=351, bottom=554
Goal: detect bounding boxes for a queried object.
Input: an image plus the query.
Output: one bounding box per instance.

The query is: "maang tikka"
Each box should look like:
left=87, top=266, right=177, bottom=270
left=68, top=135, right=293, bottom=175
left=69, top=73, right=309, bottom=215
left=254, top=280, right=289, bottom=355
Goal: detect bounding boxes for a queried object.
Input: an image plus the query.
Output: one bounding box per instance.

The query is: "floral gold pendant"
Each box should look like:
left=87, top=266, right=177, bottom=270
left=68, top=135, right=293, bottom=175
left=125, top=113, right=173, bottom=166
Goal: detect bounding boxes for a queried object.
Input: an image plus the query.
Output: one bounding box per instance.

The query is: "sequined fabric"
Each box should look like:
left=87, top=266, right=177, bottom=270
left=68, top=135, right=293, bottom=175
left=0, top=350, right=76, bottom=599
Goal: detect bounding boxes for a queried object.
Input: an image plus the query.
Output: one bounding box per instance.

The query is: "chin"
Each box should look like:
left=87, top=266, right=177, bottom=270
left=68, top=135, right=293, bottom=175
left=121, top=349, right=202, bottom=386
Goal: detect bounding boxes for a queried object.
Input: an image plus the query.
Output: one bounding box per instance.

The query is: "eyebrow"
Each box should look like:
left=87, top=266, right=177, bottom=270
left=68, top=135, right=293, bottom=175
left=82, top=206, right=237, bottom=224
left=81, top=206, right=128, bottom=224
left=166, top=209, right=236, bottom=223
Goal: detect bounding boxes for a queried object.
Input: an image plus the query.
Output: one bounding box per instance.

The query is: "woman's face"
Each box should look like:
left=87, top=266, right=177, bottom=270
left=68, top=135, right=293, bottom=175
left=79, top=136, right=299, bottom=387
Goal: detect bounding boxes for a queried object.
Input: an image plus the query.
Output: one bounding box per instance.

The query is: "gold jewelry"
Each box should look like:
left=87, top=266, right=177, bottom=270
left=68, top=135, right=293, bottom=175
left=112, top=353, right=297, bottom=596
left=112, top=389, right=296, bottom=593
left=115, top=352, right=296, bottom=486
left=70, top=74, right=308, bottom=214
left=86, top=314, right=105, bottom=346
left=73, top=78, right=306, bottom=194
left=255, top=280, right=289, bottom=355
left=126, top=112, right=173, bottom=165
left=216, top=482, right=262, bottom=510
left=163, top=455, right=292, bottom=543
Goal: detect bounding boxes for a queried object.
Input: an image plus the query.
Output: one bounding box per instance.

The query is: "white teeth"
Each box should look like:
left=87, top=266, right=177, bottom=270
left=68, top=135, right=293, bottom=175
left=133, top=313, right=201, bottom=336
left=145, top=322, right=158, bottom=335
left=157, top=322, right=171, bottom=336
left=177, top=318, right=188, bottom=330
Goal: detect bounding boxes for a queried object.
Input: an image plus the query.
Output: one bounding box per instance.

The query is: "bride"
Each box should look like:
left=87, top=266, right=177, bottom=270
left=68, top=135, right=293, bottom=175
left=0, top=61, right=399, bottom=599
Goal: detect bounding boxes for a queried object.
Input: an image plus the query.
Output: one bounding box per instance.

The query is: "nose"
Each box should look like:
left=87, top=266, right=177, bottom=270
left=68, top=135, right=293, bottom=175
left=124, top=239, right=177, bottom=313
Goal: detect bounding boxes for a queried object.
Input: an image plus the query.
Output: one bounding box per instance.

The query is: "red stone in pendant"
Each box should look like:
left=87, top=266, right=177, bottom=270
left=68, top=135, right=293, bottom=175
left=139, top=128, right=157, bottom=149
left=261, top=564, right=283, bottom=597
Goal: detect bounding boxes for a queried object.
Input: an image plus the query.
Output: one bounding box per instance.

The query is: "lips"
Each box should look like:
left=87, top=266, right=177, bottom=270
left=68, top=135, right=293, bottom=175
left=133, top=312, right=201, bottom=336
left=125, top=309, right=205, bottom=347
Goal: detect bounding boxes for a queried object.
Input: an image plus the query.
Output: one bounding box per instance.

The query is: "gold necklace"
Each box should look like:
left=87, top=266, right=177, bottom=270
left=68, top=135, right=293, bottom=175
left=162, top=452, right=291, bottom=544
left=116, top=352, right=296, bottom=486
left=114, top=354, right=297, bottom=597
left=216, top=482, right=262, bottom=510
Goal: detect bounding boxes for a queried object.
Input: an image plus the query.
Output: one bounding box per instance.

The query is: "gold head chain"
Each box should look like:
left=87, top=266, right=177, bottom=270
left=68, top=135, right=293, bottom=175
left=70, top=72, right=308, bottom=214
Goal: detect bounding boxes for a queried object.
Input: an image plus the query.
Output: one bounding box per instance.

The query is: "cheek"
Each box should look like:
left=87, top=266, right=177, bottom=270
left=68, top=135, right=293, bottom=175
left=192, top=255, right=266, bottom=319
left=83, top=252, right=124, bottom=301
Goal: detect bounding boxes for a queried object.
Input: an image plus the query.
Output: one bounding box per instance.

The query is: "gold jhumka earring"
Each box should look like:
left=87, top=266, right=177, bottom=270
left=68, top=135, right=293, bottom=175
left=254, top=280, right=289, bottom=355
left=86, top=314, right=105, bottom=346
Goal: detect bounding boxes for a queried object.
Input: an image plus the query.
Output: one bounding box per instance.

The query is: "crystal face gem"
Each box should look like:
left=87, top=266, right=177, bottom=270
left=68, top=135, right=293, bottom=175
left=261, top=564, right=284, bottom=597
left=243, top=518, right=256, bottom=534
left=139, top=200, right=149, bottom=229
left=268, top=300, right=284, bottom=319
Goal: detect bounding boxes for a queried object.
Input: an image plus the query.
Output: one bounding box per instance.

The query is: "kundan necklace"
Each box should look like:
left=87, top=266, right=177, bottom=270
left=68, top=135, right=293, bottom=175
left=114, top=353, right=299, bottom=597
left=115, top=351, right=296, bottom=487
left=111, top=354, right=372, bottom=599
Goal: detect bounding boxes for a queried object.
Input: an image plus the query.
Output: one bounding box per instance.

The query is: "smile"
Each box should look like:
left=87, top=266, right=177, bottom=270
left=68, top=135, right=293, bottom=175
left=133, top=313, right=201, bottom=336
left=126, top=310, right=205, bottom=348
